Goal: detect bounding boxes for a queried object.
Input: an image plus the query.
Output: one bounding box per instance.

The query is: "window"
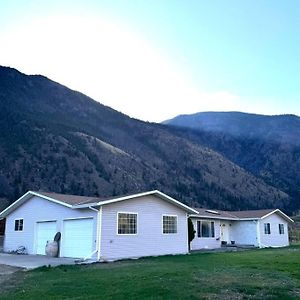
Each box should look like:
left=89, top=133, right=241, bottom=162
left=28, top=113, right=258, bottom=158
left=197, top=221, right=215, bottom=238
left=163, top=215, right=177, bottom=234
left=117, top=213, right=137, bottom=234
left=14, top=219, right=23, bottom=231
left=264, top=223, right=271, bottom=234
left=279, top=224, right=284, bottom=235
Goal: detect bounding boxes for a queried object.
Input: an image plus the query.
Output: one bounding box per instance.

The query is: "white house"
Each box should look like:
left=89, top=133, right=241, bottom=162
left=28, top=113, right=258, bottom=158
left=0, top=190, right=197, bottom=261
left=0, top=190, right=294, bottom=261
left=190, top=208, right=294, bottom=250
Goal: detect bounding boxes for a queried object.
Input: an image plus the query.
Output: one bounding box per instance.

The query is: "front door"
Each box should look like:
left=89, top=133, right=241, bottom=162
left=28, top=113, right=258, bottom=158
left=220, top=222, right=229, bottom=244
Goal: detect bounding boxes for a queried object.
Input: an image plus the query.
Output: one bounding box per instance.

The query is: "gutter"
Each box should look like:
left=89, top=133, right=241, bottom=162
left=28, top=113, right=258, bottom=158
left=82, top=206, right=101, bottom=261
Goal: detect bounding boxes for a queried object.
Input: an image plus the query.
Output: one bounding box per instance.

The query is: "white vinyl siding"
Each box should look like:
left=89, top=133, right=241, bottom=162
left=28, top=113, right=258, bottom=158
left=3, top=196, right=97, bottom=257
left=229, top=220, right=258, bottom=246
left=190, top=219, right=221, bottom=250
left=100, top=195, right=188, bottom=261
left=259, top=214, right=289, bottom=247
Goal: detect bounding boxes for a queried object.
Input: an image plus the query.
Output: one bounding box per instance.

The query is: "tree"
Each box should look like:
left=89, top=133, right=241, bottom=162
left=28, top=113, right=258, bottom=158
left=188, top=218, right=196, bottom=252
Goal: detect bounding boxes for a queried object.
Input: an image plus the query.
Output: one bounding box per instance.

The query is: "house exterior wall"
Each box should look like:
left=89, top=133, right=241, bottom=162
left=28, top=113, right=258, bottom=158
left=190, top=218, right=221, bottom=250
left=100, top=195, right=189, bottom=261
left=3, top=196, right=97, bottom=256
left=230, top=220, right=258, bottom=246
left=258, top=213, right=289, bottom=247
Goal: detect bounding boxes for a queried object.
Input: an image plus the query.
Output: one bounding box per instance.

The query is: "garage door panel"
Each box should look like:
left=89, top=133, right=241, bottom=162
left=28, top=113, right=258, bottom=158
left=36, top=221, right=57, bottom=255
left=62, top=218, right=93, bottom=258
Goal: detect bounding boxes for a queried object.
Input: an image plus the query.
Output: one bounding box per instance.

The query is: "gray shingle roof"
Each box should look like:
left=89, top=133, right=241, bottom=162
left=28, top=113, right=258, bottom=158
left=35, top=191, right=104, bottom=205
left=193, top=208, right=277, bottom=220
left=36, top=192, right=281, bottom=220
left=193, top=208, right=238, bottom=219
left=229, top=209, right=275, bottom=219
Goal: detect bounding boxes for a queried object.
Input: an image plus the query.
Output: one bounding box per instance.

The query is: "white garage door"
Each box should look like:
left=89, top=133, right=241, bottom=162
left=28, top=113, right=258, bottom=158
left=62, top=218, right=94, bottom=258
left=36, top=221, right=57, bottom=255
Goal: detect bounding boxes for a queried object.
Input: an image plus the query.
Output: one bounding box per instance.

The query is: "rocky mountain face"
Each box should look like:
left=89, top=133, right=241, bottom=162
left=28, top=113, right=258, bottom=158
left=0, top=67, right=290, bottom=212
left=165, top=112, right=300, bottom=213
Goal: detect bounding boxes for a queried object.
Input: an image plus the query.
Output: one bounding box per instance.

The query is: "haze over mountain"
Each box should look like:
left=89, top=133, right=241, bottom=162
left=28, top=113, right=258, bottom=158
left=165, top=112, right=300, bottom=212
left=164, top=112, right=300, bottom=146
left=0, top=66, right=290, bottom=212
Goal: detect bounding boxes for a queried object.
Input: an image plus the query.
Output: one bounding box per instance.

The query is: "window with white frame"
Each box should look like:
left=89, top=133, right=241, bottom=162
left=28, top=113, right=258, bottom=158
left=197, top=220, right=215, bottom=238
left=14, top=219, right=24, bottom=231
left=117, top=213, right=137, bottom=234
left=264, top=223, right=271, bottom=234
left=163, top=215, right=177, bottom=234
left=279, top=223, right=284, bottom=235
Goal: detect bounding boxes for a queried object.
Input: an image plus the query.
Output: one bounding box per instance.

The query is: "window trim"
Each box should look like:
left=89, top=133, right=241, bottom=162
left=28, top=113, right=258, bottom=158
left=264, top=223, right=271, bottom=235
left=116, top=212, right=138, bottom=236
left=197, top=220, right=215, bottom=238
left=279, top=223, right=285, bottom=235
left=14, top=218, right=24, bottom=232
left=162, top=214, right=178, bottom=234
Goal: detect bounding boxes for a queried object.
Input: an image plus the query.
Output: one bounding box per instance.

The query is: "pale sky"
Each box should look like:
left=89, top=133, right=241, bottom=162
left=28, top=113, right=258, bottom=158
left=0, top=1, right=299, bottom=122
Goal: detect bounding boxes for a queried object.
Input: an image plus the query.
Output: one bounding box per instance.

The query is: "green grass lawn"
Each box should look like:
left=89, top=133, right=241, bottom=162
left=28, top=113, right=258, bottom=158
left=2, top=246, right=300, bottom=299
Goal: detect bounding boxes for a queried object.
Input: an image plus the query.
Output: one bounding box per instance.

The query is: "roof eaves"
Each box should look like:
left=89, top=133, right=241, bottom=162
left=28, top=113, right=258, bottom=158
left=74, top=190, right=198, bottom=214
left=261, top=209, right=294, bottom=223
left=0, top=191, right=73, bottom=218
left=30, top=191, right=73, bottom=208
left=189, top=214, right=238, bottom=220
left=0, top=191, right=33, bottom=218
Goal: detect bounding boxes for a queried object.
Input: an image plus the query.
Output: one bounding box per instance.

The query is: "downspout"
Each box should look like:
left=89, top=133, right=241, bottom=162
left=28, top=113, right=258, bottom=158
left=82, top=206, right=100, bottom=261
left=97, top=206, right=102, bottom=261
left=256, top=219, right=261, bottom=248
left=186, top=213, right=189, bottom=253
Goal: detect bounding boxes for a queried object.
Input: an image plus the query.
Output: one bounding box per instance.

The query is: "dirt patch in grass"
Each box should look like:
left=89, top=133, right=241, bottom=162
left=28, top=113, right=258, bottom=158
left=0, top=264, right=25, bottom=293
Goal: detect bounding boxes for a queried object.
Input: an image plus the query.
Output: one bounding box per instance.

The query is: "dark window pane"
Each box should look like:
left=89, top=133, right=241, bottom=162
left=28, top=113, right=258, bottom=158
left=201, top=222, right=209, bottom=237
left=211, top=222, right=215, bottom=237
left=197, top=221, right=201, bottom=237
left=14, top=220, right=18, bottom=231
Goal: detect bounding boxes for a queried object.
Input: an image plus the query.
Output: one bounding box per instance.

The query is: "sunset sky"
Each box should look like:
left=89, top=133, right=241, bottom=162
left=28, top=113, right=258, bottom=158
left=0, top=0, right=299, bottom=121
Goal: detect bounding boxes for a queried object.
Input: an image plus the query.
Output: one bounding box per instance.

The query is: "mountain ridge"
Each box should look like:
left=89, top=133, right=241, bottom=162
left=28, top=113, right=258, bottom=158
left=164, top=111, right=300, bottom=213
left=0, top=66, right=291, bottom=212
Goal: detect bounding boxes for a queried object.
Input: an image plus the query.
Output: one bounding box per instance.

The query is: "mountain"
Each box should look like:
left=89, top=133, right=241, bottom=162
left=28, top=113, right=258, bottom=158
left=164, top=112, right=300, bottom=213
left=164, top=111, right=300, bottom=146
left=0, top=67, right=290, bottom=212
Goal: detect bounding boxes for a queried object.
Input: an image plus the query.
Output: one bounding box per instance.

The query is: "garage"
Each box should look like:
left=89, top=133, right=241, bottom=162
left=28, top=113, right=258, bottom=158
left=62, top=218, right=94, bottom=258
left=36, top=221, right=57, bottom=255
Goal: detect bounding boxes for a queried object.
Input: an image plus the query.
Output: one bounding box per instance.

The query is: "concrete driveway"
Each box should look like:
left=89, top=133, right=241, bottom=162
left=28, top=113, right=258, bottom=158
left=0, top=253, right=76, bottom=269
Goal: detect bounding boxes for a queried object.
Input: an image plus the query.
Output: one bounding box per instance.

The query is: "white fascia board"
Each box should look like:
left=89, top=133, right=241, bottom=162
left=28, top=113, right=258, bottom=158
left=73, top=191, right=157, bottom=208
left=0, top=191, right=32, bottom=218
left=261, top=209, right=294, bottom=223
left=30, top=191, right=73, bottom=208
left=74, top=190, right=199, bottom=214
left=0, top=191, right=73, bottom=218
left=189, top=215, right=261, bottom=221
left=154, top=190, right=199, bottom=214
left=73, top=202, right=101, bottom=209
left=189, top=214, right=238, bottom=221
